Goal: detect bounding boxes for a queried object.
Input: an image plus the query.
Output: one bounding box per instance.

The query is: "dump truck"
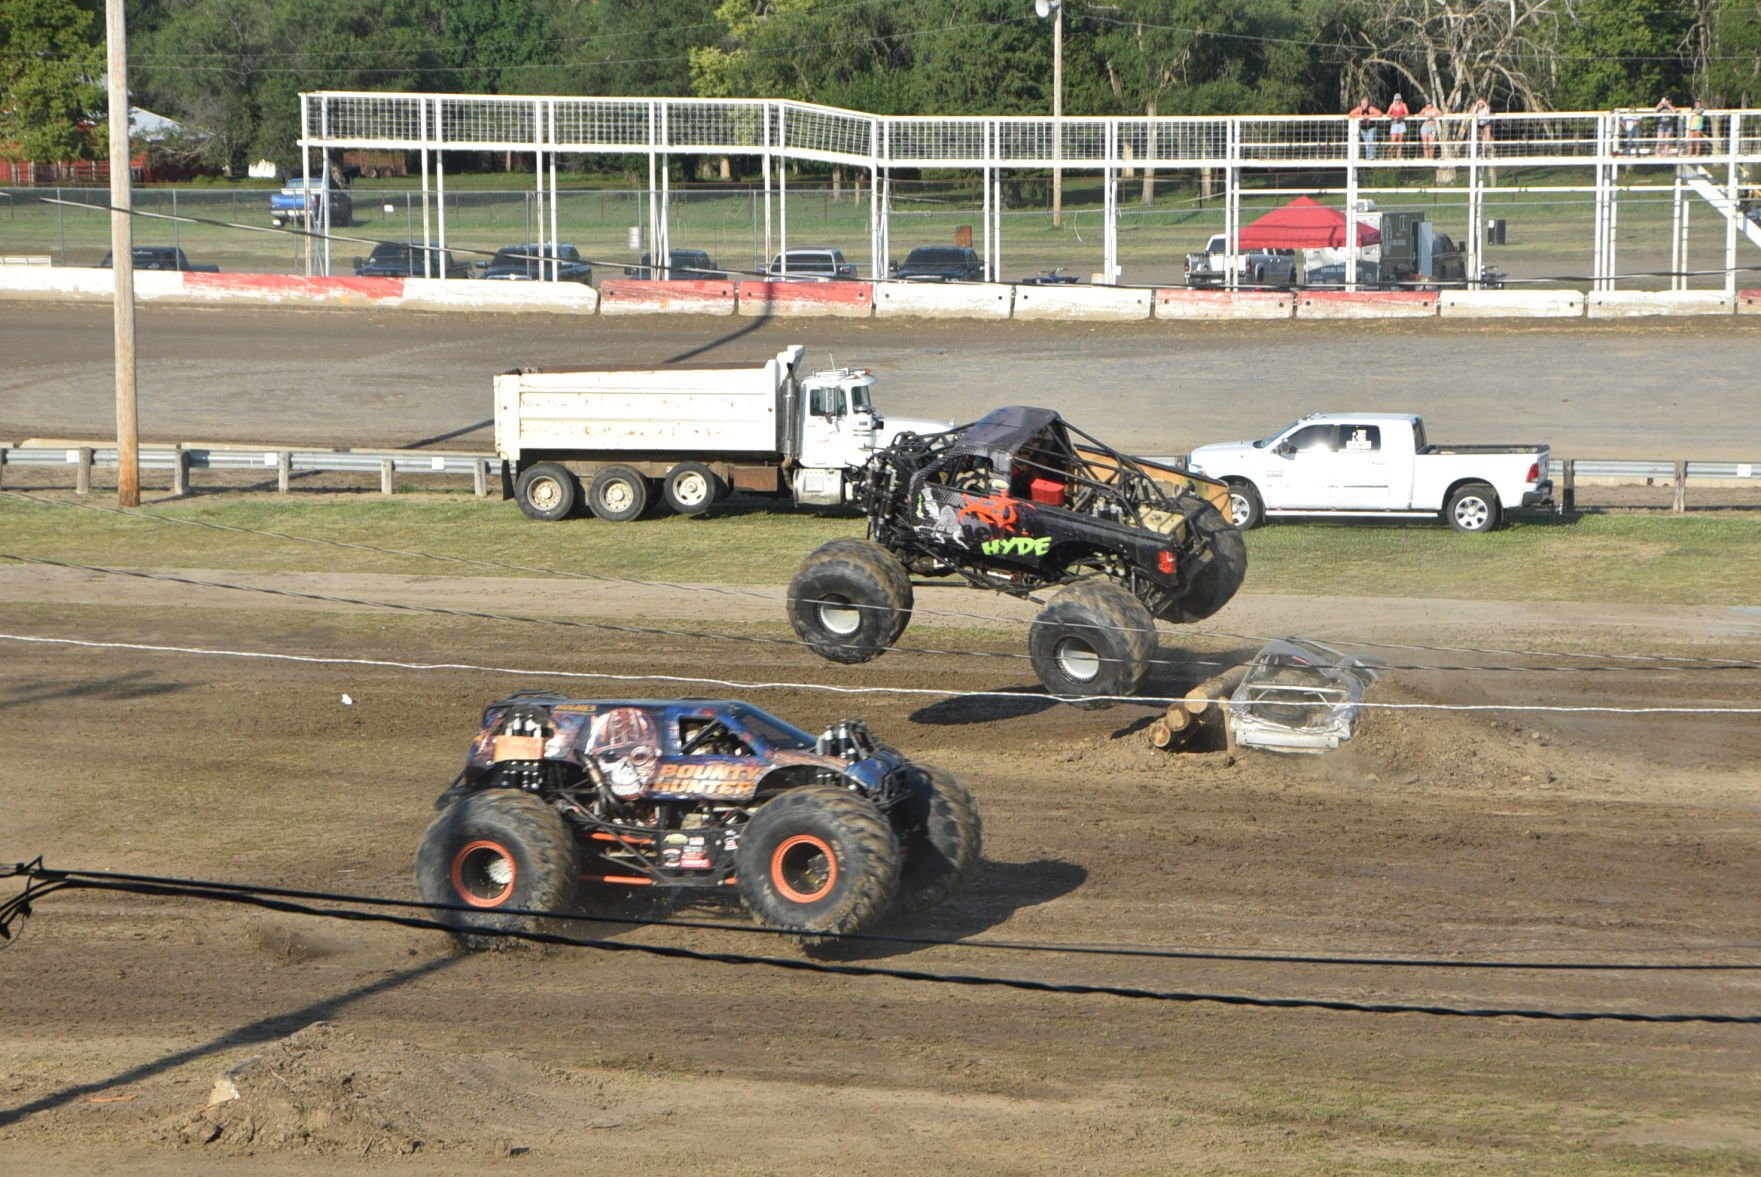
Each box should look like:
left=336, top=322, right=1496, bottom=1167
left=494, top=345, right=949, bottom=521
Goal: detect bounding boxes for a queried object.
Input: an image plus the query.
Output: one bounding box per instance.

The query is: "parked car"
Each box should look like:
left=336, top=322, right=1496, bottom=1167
left=270, top=177, right=352, bottom=229
left=1185, top=412, right=1552, bottom=533
left=767, top=248, right=857, bottom=280
left=98, top=246, right=218, bottom=273
left=891, top=246, right=984, bottom=282
left=353, top=242, right=473, bottom=279
left=624, top=249, right=721, bottom=280
left=1183, top=234, right=1297, bottom=288
left=479, top=243, right=592, bottom=283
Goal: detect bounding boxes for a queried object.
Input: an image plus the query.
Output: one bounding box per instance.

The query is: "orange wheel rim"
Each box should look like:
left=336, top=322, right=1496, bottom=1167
left=770, top=834, right=837, bottom=904
left=452, top=839, right=517, bottom=907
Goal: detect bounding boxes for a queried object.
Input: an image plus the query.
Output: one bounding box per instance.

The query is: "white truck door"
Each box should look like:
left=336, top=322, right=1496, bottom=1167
left=1265, top=422, right=1343, bottom=507
left=1329, top=422, right=1398, bottom=508
left=796, top=383, right=848, bottom=467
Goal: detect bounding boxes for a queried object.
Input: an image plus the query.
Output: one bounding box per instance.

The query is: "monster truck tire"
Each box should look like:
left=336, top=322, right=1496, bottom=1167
left=1160, top=501, right=1248, bottom=624
left=1225, top=480, right=1264, bottom=530
left=1028, top=581, right=1156, bottom=704
left=889, top=764, right=982, bottom=917
left=588, top=465, right=649, bottom=523
left=661, top=462, right=724, bottom=516
left=787, top=538, right=914, bottom=664
left=515, top=462, right=580, bottom=522
left=415, top=789, right=579, bottom=952
left=1446, top=482, right=1501, bottom=533
left=737, top=784, right=900, bottom=940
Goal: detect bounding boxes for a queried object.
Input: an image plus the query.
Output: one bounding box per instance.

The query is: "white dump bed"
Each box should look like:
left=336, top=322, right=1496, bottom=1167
left=495, top=344, right=803, bottom=460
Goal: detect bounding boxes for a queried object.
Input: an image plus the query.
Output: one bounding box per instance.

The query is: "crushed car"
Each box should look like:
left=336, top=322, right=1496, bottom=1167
left=416, top=693, right=981, bottom=948
left=1226, top=638, right=1382, bottom=754
left=787, top=407, right=1248, bottom=701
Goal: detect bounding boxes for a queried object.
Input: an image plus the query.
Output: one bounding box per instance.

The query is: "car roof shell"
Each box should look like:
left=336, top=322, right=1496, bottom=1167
left=947, top=405, right=1066, bottom=466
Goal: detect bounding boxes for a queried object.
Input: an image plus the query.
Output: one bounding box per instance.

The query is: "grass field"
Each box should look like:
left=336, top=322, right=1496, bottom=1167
left=3, top=492, right=1756, bottom=607
left=3, top=163, right=1748, bottom=286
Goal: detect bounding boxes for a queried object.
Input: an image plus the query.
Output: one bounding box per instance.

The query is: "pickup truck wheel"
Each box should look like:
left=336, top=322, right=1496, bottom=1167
left=662, top=462, right=723, bottom=516
left=514, top=462, right=579, bottom=522
left=1161, top=502, right=1248, bottom=623
left=737, top=784, right=900, bottom=944
left=787, top=539, right=913, bottom=663
left=1225, top=481, right=1264, bottom=530
left=588, top=466, right=649, bottom=523
left=1028, top=582, right=1156, bottom=706
left=1446, top=483, right=1501, bottom=533
left=415, top=789, right=580, bottom=952
left=889, top=764, right=982, bottom=918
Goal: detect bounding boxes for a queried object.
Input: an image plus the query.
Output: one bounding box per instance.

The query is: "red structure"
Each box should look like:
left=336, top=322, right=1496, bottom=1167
left=1237, top=196, right=1382, bottom=249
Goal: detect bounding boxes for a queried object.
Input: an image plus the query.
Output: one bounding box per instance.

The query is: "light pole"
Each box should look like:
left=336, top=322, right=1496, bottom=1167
left=1035, top=0, right=1063, bottom=228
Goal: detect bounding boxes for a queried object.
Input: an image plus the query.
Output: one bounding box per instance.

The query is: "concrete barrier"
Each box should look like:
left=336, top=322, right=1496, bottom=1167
left=599, top=279, right=737, bottom=316
left=1296, top=290, right=1438, bottom=319
left=737, top=279, right=875, bottom=317
left=1587, top=290, right=1736, bottom=318
left=401, top=277, right=599, bottom=314
left=180, top=272, right=405, bottom=306
left=1438, top=289, right=1586, bottom=318
left=1738, top=289, right=1761, bottom=315
left=874, top=281, right=1013, bottom=319
left=0, top=264, right=115, bottom=300
left=1012, top=284, right=1152, bottom=321
left=1153, top=288, right=1294, bottom=320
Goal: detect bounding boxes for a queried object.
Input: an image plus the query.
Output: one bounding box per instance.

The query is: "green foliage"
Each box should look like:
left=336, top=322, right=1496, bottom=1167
left=0, top=0, right=104, bottom=162
left=1708, top=0, right=1761, bottom=107
left=1554, top=0, right=1694, bottom=110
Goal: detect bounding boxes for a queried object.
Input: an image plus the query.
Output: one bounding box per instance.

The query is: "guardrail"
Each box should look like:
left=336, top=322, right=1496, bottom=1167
left=2, top=444, right=1756, bottom=514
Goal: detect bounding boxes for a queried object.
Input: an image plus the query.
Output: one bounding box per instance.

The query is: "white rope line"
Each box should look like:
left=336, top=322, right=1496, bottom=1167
left=6, top=632, right=1761, bottom=715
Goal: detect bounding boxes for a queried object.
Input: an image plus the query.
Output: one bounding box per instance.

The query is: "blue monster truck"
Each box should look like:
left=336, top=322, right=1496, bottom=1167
left=416, top=694, right=980, bottom=948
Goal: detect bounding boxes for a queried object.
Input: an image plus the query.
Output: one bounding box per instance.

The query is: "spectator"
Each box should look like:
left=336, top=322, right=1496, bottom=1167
left=1686, top=99, right=1708, bottom=155
left=1348, top=97, right=1384, bottom=161
left=1654, top=96, right=1676, bottom=155
left=1417, top=100, right=1443, bottom=159
left=1387, top=93, right=1410, bottom=158
left=1471, top=98, right=1494, bottom=154
left=1618, top=108, right=1642, bottom=156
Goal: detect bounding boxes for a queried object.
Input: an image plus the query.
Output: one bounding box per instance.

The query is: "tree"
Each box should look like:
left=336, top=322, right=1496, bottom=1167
left=0, top=0, right=104, bottom=162
left=1706, top=0, right=1761, bottom=107
left=1554, top=0, right=1694, bottom=110
left=1322, top=0, right=1569, bottom=113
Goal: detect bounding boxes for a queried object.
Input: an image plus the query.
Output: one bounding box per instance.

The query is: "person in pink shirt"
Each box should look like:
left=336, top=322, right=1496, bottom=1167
left=1386, top=93, right=1410, bottom=158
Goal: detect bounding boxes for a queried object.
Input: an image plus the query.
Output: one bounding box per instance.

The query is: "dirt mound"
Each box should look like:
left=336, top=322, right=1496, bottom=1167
left=157, top=1023, right=427, bottom=1156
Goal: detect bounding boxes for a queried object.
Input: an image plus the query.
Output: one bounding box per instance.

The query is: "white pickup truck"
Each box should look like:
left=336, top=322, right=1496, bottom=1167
left=1185, top=413, right=1552, bottom=533
left=495, top=345, right=948, bottom=521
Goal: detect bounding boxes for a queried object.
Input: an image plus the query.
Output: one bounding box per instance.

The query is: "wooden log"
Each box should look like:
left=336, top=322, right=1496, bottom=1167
left=1183, top=666, right=1248, bottom=716
left=1149, top=705, right=1196, bottom=752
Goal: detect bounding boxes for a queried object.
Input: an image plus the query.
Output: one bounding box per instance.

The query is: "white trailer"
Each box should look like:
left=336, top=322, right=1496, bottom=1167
left=495, top=345, right=948, bottom=521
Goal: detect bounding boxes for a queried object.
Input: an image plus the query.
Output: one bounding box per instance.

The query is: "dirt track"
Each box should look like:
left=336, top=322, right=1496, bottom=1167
left=2, top=562, right=1759, bottom=1174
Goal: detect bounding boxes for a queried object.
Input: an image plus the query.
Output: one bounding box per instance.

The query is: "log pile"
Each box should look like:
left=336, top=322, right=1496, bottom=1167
left=1148, top=665, right=1246, bottom=753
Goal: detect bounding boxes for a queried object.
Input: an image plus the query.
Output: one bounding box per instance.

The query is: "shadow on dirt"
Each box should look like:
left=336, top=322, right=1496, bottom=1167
left=811, top=856, right=1090, bottom=963
left=0, top=670, right=191, bottom=712
left=0, top=956, right=463, bottom=1130
left=909, top=687, right=1059, bottom=724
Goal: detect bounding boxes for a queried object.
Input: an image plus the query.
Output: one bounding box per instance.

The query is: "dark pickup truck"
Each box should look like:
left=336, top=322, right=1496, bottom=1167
left=353, top=242, right=473, bottom=280
left=98, top=246, right=218, bottom=273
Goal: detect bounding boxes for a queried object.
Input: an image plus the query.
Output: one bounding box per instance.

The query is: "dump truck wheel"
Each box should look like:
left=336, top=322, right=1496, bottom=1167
left=662, top=462, right=723, bottom=516
left=415, top=790, right=579, bottom=952
left=737, top=785, right=900, bottom=941
left=1160, top=502, right=1248, bottom=624
left=1446, top=482, right=1501, bottom=533
left=588, top=465, right=649, bottom=522
left=514, top=462, right=579, bottom=522
left=889, top=764, right=982, bottom=917
left=787, top=538, right=913, bottom=664
left=1028, top=581, right=1156, bottom=705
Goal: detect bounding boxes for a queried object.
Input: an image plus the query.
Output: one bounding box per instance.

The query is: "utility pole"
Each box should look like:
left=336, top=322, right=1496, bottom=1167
left=106, top=0, right=139, bottom=507
left=1036, top=0, right=1064, bottom=228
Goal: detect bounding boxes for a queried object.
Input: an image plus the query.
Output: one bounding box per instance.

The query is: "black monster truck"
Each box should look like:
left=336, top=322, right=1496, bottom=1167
left=787, top=407, right=1248, bottom=700
left=415, top=694, right=980, bottom=948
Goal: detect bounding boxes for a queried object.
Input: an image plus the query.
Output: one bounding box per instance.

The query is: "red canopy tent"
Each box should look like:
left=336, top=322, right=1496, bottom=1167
left=1236, top=196, right=1381, bottom=249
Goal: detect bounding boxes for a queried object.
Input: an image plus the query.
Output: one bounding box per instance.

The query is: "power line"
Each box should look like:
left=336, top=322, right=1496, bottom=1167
left=4, top=862, right=1754, bottom=1024
left=8, top=631, right=1761, bottom=715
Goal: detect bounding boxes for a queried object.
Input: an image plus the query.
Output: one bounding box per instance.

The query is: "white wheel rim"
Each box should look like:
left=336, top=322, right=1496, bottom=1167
left=1228, top=492, right=1251, bottom=527
left=529, top=477, right=562, bottom=511
left=1055, top=636, right=1102, bottom=683
left=602, top=480, right=635, bottom=513
left=673, top=471, right=710, bottom=507
left=817, top=596, right=862, bottom=636
left=1454, top=496, right=1490, bottom=530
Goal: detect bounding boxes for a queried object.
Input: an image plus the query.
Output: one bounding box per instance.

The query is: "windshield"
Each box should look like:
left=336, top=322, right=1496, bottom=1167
left=907, top=249, right=963, bottom=265
left=728, top=706, right=816, bottom=751
left=1253, top=420, right=1301, bottom=448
